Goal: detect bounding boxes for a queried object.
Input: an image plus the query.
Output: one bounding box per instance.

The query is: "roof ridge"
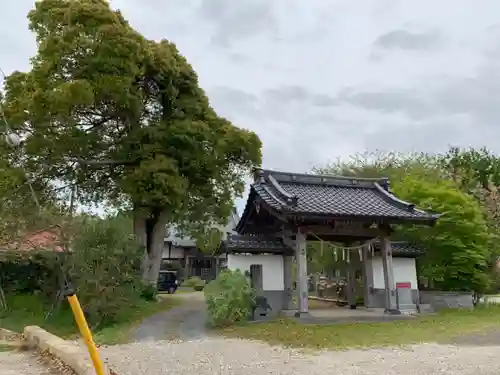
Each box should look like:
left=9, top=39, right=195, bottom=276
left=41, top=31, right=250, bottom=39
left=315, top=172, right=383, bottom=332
left=373, top=182, right=416, bottom=212
left=267, top=174, right=298, bottom=205
left=255, top=168, right=389, bottom=188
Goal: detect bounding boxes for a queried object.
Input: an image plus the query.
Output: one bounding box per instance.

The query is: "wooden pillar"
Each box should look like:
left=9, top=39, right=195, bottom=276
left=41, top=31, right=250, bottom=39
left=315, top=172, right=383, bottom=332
left=283, top=254, right=293, bottom=310
left=184, top=253, right=190, bottom=279
left=362, top=243, right=374, bottom=307
left=380, top=234, right=398, bottom=313
left=214, top=257, right=220, bottom=279
left=295, top=227, right=309, bottom=316
left=346, top=245, right=358, bottom=309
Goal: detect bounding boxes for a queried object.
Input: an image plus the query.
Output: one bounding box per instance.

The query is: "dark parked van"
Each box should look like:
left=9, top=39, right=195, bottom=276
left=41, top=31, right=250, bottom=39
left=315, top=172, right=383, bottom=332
left=157, top=270, right=178, bottom=294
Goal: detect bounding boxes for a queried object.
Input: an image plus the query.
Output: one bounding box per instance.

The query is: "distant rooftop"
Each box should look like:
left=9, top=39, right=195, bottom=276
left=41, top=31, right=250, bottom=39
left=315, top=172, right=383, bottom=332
left=165, top=208, right=240, bottom=247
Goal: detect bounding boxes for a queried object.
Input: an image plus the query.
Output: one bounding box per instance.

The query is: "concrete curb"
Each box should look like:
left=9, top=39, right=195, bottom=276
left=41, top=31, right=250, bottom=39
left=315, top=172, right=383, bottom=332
left=23, top=326, right=109, bottom=375
left=0, top=328, right=20, bottom=341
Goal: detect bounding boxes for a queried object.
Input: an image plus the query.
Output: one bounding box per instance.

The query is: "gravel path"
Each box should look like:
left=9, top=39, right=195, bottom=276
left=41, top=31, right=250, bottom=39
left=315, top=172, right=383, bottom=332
left=0, top=351, right=58, bottom=375
left=102, top=338, right=500, bottom=375
left=133, top=292, right=208, bottom=341
left=113, top=292, right=500, bottom=374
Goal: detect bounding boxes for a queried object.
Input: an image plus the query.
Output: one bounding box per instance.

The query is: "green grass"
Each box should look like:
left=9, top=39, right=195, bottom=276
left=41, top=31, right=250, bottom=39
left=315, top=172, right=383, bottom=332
left=159, top=288, right=197, bottom=295
left=0, top=293, right=180, bottom=345
left=0, top=294, right=76, bottom=338
left=92, top=297, right=180, bottom=345
left=0, top=343, right=15, bottom=352
left=221, top=305, right=500, bottom=350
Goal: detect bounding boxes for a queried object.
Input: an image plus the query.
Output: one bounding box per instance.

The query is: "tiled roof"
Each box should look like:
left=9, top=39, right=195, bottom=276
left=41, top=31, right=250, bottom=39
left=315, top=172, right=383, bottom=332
left=220, top=235, right=422, bottom=258
left=372, top=241, right=424, bottom=257
left=220, top=234, right=294, bottom=255
left=0, top=225, right=64, bottom=254
left=243, top=169, right=439, bottom=223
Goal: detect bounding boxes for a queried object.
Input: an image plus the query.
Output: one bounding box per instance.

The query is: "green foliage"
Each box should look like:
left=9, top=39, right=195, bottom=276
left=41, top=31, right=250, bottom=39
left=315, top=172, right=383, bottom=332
left=68, top=214, right=144, bottom=327
left=307, top=240, right=342, bottom=275
left=0, top=293, right=76, bottom=337
left=316, top=149, right=497, bottom=293
left=183, top=276, right=203, bottom=288
left=393, top=176, right=491, bottom=292
left=194, top=227, right=223, bottom=254
left=0, top=254, right=60, bottom=299
left=441, top=147, right=500, bottom=190
left=193, top=281, right=206, bottom=291
left=139, top=283, right=158, bottom=302
left=0, top=291, right=179, bottom=345
left=315, top=150, right=443, bottom=184
left=0, top=157, right=60, bottom=244
left=2, top=0, right=261, bottom=284
left=2, top=0, right=261, bottom=229
left=204, top=269, right=255, bottom=327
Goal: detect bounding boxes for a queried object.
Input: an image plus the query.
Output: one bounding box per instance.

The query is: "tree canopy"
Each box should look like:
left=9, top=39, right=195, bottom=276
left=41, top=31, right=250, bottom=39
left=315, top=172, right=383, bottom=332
left=392, top=175, right=491, bottom=292
left=1, top=0, right=262, bottom=283
left=315, top=148, right=500, bottom=293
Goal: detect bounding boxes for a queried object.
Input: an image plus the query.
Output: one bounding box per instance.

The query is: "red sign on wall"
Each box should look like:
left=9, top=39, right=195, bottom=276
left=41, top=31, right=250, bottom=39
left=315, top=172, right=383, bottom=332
left=396, top=282, right=411, bottom=289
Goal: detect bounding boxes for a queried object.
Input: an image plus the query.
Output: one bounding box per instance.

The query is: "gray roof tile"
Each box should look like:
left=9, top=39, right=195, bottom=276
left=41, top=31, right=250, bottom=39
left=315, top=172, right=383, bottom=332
left=220, top=234, right=294, bottom=255
left=372, top=241, right=424, bottom=257
left=248, top=169, right=439, bottom=222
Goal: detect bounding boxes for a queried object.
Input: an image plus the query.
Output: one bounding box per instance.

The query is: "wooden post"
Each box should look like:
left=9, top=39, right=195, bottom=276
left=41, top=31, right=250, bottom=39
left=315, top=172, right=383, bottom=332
left=347, top=247, right=358, bottom=309
left=380, top=234, right=398, bottom=313
left=362, top=243, right=374, bottom=307
left=295, top=227, right=309, bottom=316
left=283, top=254, right=293, bottom=310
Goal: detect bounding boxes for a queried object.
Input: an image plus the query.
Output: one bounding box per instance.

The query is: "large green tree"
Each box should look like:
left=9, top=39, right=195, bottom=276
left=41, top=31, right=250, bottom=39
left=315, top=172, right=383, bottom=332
left=392, top=176, right=491, bottom=292
left=440, top=147, right=500, bottom=290
left=1, top=0, right=261, bottom=284
left=316, top=150, right=494, bottom=293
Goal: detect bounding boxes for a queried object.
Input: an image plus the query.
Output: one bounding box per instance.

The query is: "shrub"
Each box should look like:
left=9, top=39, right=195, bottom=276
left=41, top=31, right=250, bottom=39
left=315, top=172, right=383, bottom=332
left=0, top=254, right=60, bottom=299
left=140, top=283, right=158, bottom=301
left=183, top=276, right=202, bottom=288
left=204, top=269, right=255, bottom=327
left=193, top=279, right=206, bottom=291
left=67, top=215, right=144, bottom=327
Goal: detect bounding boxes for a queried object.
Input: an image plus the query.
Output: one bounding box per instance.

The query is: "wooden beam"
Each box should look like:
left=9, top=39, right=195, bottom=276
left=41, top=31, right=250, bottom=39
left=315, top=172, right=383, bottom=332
left=276, top=224, right=383, bottom=239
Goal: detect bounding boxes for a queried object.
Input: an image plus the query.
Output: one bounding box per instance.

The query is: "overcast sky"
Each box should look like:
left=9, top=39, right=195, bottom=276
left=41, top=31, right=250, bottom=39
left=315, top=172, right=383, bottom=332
left=3, top=0, right=500, bottom=214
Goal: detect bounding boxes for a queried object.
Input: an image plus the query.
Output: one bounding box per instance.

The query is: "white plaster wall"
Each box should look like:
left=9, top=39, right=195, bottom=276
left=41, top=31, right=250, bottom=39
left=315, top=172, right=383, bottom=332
left=162, top=246, right=185, bottom=259
left=372, top=257, right=418, bottom=289
left=227, top=254, right=284, bottom=290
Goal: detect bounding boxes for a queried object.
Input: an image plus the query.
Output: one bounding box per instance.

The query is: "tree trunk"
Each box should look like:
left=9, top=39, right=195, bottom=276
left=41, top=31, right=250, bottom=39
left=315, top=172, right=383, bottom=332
left=145, top=211, right=168, bottom=285
left=133, top=206, right=168, bottom=286
left=133, top=207, right=149, bottom=281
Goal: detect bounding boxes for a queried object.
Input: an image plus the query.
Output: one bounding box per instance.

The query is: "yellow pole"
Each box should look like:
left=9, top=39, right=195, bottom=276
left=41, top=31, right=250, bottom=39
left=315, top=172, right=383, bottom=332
left=67, top=294, right=106, bottom=375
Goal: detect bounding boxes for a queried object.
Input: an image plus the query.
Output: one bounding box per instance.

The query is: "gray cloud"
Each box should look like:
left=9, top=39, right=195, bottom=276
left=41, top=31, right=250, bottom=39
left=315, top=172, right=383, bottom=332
left=373, top=29, right=442, bottom=51
left=4, top=0, right=500, bottom=214
left=337, top=58, right=500, bottom=129
left=264, top=86, right=336, bottom=108
left=337, top=88, right=434, bottom=120
left=198, top=0, right=276, bottom=48
left=207, top=87, right=261, bottom=119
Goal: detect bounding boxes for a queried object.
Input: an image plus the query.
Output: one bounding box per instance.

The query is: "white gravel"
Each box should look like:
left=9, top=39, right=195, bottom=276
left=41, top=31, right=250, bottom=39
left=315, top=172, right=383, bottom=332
left=0, top=351, right=56, bottom=375
left=101, top=337, right=500, bottom=375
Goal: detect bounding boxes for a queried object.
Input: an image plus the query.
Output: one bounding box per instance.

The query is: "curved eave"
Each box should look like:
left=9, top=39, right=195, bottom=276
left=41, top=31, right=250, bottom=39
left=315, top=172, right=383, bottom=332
left=235, top=188, right=257, bottom=234
left=373, top=183, right=440, bottom=224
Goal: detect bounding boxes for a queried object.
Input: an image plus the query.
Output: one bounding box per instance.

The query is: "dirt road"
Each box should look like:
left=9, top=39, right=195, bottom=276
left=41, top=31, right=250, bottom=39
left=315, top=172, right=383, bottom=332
left=102, top=338, right=500, bottom=375
left=103, top=292, right=500, bottom=375
left=0, top=350, right=58, bottom=375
